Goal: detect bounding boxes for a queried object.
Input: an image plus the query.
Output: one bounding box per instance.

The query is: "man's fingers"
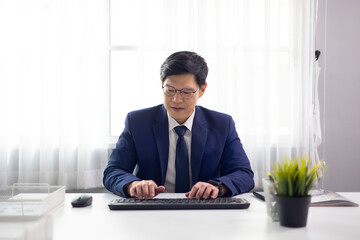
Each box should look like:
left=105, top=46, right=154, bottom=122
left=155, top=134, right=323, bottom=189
left=187, top=184, right=199, bottom=199
left=187, top=182, right=219, bottom=199
left=155, top=186, right=165, bottom=195
left=147, top=181, right=162, bottom=198
left=135, top=183, right=143, bottom=199
left=130, top=180, right=164, bottom=199
left=210, top=189, right=219, bottom=199
left=210, top=188, right=218, bottom=199
left=129, top=186, right=136, bottom=197
left=148, top=181, right=162, bottom=198
left=195, top=185, right=206, bottom=200
left=149, top=183, right=156, bottom=198
left=128, top=181, right=139, bottom=197
left=141, top=181, right=150, bottom=199
left=202, top=186, right=214, bottom=199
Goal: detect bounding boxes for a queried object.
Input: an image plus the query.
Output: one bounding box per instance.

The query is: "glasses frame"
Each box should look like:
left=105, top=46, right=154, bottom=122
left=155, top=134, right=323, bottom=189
left=162, top=85, right=199, bottom=99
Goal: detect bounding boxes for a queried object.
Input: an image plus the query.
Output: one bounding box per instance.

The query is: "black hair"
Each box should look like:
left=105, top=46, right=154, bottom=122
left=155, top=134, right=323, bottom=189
left=160, top=51, right=208, bottom=87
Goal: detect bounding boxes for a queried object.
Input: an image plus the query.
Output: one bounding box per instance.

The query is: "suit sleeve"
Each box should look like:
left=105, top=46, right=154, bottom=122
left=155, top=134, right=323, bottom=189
left=103, top=113, right=141, bottom=197
left=215, top=117, right=254, bottom=195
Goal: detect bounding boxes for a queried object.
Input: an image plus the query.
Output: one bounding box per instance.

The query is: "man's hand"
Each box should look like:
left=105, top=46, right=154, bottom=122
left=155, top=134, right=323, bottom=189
left=185, top=182, right=219, bottom=200
left=126, top=180, right=165, bottom=199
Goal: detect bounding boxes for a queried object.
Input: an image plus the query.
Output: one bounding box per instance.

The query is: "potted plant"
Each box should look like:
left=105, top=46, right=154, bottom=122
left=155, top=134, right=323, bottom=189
left=268, top=156, right=325, bottom=227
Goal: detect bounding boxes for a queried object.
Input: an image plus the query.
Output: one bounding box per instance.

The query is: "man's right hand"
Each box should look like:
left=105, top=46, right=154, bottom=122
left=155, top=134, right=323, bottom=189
left=126, top=180, right=165, bottom=199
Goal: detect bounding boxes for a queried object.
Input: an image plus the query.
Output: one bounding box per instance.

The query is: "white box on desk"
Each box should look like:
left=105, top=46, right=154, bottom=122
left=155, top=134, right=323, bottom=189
left=0, top=183, right=65, bottom=219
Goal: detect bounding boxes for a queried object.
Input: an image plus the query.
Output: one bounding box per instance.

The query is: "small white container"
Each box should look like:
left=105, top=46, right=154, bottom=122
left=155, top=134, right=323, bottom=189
left=0, top=183, right=65, bottom=219
left=262, top=178, right=279, bottom=221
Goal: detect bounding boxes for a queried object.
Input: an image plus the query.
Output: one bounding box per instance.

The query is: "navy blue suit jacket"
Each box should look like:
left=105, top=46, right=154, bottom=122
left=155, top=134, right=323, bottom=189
left=103, top=104, right=254, bottom=197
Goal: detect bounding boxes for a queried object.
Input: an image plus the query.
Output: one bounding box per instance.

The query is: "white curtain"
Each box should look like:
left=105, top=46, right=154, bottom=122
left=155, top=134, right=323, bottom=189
left=0, top=0, right=318, bottom=190
left=110, top=0, right=319, bottom=189
left=0, top=0, right=109, bottom=190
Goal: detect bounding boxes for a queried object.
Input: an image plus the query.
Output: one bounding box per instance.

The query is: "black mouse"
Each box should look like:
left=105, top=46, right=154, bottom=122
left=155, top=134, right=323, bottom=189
left=71, top=194, right=93, bottom=207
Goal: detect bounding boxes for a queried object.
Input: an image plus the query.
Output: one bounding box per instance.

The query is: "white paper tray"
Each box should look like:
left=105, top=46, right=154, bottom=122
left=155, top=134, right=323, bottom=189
left=0, top=183, right=65, bottom=219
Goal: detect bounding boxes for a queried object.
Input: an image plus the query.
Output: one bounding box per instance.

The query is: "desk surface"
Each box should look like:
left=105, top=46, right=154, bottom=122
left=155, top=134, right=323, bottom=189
left=1, top=192, right=360, bottom=240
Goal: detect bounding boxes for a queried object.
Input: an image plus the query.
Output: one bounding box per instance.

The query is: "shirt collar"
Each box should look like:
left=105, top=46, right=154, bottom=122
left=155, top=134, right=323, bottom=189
left=167, top=108, right=196, bottom=132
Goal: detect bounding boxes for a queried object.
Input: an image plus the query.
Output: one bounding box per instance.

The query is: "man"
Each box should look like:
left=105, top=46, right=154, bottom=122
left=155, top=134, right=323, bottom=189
left=103, top=51, right=254, bottom=200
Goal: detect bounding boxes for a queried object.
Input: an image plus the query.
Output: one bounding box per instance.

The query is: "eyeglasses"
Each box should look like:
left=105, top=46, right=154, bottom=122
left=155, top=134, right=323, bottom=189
left=162, top=85, right=199, bottom=99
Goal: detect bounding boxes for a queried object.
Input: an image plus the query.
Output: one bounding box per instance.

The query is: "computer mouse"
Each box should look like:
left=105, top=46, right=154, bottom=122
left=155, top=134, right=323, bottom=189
left=71, top=194, right=93, bottom=207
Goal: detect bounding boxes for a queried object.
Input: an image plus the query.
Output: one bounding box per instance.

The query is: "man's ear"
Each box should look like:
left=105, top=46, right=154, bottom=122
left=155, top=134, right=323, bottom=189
left=199, top=82, right=207, bottom=98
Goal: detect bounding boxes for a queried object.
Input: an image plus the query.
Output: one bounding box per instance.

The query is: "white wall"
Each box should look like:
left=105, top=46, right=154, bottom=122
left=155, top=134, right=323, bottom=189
left=317, top=0, right=360, bottom=191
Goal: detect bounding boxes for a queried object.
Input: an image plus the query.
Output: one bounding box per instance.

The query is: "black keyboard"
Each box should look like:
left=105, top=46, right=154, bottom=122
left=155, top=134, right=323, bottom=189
left=108, top=198, right=250, bottom=210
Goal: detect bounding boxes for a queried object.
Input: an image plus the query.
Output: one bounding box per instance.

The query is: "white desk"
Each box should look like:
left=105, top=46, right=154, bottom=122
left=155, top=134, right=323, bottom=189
left=1, top=192, right=360, bottom=240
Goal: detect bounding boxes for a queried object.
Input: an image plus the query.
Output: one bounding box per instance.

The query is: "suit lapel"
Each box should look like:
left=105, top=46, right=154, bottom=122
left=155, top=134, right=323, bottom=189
left=152, top=105, right=169, bottom=185
left=191, top=106, right=208, bottom=185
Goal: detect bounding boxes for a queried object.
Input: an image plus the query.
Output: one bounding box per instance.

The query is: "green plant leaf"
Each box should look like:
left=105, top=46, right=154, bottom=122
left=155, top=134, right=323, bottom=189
left=269, top=156, right=326, bottom=197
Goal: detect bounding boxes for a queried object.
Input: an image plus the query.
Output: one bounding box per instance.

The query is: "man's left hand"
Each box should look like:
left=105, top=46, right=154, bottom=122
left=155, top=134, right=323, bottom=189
left=185, top=182, right=219, bottom=200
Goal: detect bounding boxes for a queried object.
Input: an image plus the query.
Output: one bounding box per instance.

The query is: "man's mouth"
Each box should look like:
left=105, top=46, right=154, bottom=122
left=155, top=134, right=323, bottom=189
left=171, top=106, right=184, bottom=111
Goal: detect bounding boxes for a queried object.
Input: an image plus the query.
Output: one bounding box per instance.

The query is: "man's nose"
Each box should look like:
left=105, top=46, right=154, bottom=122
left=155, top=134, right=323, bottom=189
left=172, top=91, right=183, bottom=102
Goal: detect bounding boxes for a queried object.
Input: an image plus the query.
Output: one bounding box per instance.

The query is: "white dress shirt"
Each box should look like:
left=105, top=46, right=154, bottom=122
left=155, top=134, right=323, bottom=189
left=164, top=109, right=195, bottom=193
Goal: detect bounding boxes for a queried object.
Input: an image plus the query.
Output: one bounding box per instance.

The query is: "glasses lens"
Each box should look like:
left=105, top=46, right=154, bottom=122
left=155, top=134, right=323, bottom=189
left=164, top=86, right=176, bottom=96
left=181, top=90, right=194, bottom=98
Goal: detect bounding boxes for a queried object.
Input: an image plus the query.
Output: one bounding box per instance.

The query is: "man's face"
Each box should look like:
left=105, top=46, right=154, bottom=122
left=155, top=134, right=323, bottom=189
left=162, top=73, right=207, bottom=124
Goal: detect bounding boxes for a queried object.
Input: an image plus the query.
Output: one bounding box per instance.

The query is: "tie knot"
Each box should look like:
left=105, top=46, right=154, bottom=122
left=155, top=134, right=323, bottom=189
left=174, top=126, right=187, bottom=137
